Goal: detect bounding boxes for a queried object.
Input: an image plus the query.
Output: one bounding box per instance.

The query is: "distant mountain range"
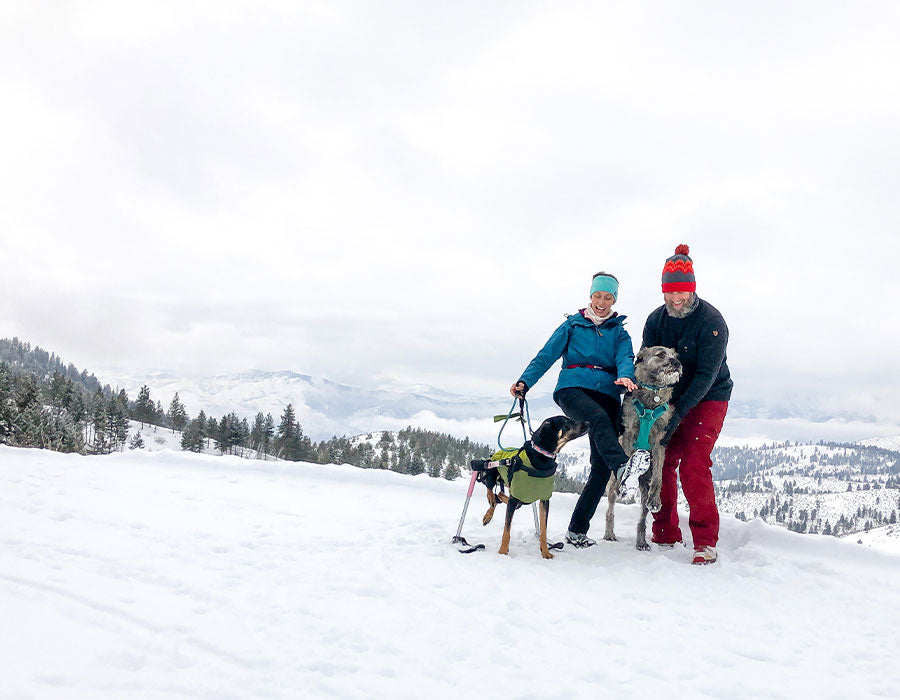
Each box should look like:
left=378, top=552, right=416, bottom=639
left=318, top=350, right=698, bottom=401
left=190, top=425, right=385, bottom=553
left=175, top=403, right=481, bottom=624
left=97, top=368, right=527, bottom=443
left=96, top=367, right=900, bottom=447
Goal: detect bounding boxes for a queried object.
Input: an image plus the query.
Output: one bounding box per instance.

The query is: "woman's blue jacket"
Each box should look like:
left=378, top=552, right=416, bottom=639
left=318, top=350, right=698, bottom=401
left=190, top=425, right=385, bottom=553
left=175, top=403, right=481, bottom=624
left=518, top=311, right=635, bottom=402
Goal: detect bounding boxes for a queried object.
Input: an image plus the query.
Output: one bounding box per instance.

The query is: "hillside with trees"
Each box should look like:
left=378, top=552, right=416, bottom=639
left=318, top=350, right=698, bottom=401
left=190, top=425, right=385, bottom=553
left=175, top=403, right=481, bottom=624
left=4, top=336, right=899, bottom=537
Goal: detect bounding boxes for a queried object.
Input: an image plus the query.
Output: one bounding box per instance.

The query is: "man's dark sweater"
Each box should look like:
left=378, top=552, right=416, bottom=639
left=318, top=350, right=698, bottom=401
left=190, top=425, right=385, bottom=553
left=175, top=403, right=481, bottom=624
left=642, top=297, right=733, bottom=422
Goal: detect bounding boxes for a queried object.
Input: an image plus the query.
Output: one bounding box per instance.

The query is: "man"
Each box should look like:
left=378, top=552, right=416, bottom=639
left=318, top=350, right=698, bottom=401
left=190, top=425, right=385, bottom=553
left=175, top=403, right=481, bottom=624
left=642, top=244, right=733, bottom=565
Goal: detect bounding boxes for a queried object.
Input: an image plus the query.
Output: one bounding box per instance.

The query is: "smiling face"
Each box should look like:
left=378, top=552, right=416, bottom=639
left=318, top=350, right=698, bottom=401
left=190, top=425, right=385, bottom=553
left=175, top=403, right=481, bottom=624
left=590, top=291, right=616, bottom=317
left=663, top=291, right=695, bottom=318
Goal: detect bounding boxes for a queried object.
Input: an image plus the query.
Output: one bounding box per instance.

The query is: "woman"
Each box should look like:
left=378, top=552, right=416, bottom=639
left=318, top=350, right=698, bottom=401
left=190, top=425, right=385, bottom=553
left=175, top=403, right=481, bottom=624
left=510, top=272, right=637, bottom=547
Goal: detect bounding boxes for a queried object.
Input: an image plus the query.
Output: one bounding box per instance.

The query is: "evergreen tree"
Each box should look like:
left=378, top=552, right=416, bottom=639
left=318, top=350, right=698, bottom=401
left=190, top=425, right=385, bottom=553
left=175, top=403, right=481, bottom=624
left=89, top=388, right=110, bottom=454
left=206, top=416, right=218, bottom=449
left=181, top=417, right=205, bottom=453
left=107, top=392, right=129, bottom=451
left=167, top=392, right=189, bottom=433
left=250, top=412, right=266, bottom=455
left=14, top=373, right=46, bottom=448
left=250, top=412, right=276, bottom=459
left=443, top=463, right=461, bottom=480
left=263, top=413, right=275, bottom=458
left=196, top=410, right=208, bottom=445
left=408, top=455, right=425, bottom=476
left=275, top=404, right=310, bottom=461
left=134, top=385, right=154, bottom=427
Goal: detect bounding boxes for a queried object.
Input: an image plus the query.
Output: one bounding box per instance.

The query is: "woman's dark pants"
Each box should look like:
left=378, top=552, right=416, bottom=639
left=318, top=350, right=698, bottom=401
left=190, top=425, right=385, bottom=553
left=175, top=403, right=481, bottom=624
left=555, top=387, right=626, bottom=535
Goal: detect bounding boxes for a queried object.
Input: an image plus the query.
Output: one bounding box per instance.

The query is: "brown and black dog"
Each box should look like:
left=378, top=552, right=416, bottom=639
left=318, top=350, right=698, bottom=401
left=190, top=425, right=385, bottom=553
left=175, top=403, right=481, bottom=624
left=472, top=416, right=588, bottom=558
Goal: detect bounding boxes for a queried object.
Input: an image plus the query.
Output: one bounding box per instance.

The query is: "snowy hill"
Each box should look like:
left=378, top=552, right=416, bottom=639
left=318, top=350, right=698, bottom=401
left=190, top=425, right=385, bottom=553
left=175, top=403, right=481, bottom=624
left=850, top=523, right=900, bottom=553
left=2, top=444, right=900, bottom=698
left=714, top=442, right=900, bottom=536
left=859, top=435, right=900, bottom=452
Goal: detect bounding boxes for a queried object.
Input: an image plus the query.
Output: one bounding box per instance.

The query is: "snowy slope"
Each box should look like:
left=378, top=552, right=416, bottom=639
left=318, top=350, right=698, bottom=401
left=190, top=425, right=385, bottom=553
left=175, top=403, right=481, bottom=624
left=859, top=435, right=900, bottom=452
left=2, top=446, right=899, bottom=699
left=848, top=523, right=900, bottom=554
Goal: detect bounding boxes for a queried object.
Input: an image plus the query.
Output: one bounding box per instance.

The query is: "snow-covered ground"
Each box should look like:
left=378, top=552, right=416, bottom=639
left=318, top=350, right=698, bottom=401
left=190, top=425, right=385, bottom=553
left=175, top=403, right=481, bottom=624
left=849, top=523, right=900, bottom=554
left=860, top=435, right=900, bottom=452
left=2, top=445, right=899, bottom=699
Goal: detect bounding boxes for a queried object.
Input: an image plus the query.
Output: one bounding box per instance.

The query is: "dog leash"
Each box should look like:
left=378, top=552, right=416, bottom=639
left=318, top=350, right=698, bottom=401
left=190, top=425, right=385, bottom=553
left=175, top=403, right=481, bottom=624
left=494, top=396, right=534, bottom=451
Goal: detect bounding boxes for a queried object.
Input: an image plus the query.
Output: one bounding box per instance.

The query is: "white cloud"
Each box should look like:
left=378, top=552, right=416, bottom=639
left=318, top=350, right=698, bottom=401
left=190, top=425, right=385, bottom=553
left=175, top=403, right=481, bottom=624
left=1, top=1, right=898, bottom=428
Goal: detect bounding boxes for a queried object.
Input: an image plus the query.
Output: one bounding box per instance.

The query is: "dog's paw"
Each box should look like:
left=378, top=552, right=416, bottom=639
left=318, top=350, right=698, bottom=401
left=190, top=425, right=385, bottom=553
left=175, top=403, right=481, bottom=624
left=603, top=533, right=617, bottom=542
left=482, top=511, right=494, bottom=526
left=541, top=548, right=555, bottom=560
left=636, top=540, right=651, bottom=551
left=648, top=495, right=662, bottom=513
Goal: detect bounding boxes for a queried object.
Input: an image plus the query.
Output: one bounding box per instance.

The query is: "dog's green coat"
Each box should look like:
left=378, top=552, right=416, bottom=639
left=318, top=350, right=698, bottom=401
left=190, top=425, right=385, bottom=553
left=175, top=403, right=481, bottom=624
left=492, top=448, right=555, bottom=504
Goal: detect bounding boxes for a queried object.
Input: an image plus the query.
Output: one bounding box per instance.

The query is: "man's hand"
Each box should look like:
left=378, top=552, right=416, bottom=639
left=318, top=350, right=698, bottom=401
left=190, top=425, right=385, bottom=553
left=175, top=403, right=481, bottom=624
left=510, top=381, right=528, bottom=398
left=661, top=414, right=681, bottom=446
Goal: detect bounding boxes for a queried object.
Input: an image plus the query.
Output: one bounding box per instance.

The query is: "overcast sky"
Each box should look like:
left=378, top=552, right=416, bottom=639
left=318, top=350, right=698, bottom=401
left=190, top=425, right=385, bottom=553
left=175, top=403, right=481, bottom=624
left=2, top=1, right=899, bottom=425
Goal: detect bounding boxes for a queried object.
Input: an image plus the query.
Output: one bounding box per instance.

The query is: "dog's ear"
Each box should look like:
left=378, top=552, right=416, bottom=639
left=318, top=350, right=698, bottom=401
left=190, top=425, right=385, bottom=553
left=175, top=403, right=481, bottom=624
left=635, top=348, right=648, bottom=364
left=532, top=419, right=550, bottom=443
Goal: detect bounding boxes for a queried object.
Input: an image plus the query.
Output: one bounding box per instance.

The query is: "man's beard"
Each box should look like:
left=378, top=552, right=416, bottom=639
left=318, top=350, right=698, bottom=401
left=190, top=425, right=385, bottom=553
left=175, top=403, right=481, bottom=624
left=665, top=294, right=697, bottom=318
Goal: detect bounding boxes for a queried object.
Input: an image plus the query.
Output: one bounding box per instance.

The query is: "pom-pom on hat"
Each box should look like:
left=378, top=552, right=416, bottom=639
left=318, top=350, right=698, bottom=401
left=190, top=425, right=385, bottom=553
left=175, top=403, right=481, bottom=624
left=661, top=244, right=696, bottom=293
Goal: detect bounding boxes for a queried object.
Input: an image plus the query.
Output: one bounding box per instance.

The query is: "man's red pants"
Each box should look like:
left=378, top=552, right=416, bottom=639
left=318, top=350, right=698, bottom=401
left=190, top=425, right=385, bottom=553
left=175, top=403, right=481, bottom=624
left=651, top=400, right=729, bottom=549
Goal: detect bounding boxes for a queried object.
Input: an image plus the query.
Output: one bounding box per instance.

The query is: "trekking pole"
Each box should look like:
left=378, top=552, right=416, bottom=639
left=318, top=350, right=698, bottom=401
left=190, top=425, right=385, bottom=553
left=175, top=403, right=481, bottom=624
left=452, top=463, right=486, bottom=553
left=452, top=470, right=478, bottom=543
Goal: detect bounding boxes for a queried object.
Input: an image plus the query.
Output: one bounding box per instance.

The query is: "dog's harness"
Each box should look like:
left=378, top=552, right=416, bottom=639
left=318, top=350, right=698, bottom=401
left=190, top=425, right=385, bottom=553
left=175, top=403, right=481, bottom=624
left=487, top=445, right=556, bottom=504
left=632, top=397, right=670, bottom=451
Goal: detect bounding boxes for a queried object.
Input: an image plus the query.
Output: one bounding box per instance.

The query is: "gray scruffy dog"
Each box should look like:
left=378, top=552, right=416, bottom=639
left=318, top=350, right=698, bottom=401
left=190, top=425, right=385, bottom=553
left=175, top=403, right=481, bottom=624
left=604, top=346, right=682, bottom=550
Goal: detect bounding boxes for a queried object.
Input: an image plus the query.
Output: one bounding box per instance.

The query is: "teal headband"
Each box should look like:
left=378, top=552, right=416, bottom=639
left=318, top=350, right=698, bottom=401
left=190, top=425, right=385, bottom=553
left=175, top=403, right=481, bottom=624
left=590, top=275, right=619, bottom=300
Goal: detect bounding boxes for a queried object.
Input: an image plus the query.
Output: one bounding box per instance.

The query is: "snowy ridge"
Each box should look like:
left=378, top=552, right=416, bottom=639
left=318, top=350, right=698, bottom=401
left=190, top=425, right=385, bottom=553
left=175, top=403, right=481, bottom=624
left=95, top=367, right=900, bottom=446
left=851, top=523, right=900, bottom=553
left=98, top=367, right=531, bottom=444
left=859, top=435, right=900, bottom=452
left=2, top=444, right=900, bottom=698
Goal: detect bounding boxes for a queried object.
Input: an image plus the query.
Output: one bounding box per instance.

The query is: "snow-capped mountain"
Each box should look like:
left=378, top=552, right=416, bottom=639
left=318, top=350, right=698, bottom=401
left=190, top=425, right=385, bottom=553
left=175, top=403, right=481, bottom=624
left=97, top=367, right=900, bottom=447
left=97, top=367, right=560, bottom=443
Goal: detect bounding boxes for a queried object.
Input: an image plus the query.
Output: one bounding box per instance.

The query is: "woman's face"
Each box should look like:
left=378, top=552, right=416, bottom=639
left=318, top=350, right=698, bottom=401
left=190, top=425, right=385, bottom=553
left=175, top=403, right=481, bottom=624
left=590, top=291, right=616, bottom=317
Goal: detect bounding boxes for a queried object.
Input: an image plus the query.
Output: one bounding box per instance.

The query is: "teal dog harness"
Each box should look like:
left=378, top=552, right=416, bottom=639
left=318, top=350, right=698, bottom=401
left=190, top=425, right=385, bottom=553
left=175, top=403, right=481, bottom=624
left=633, top=401, right=669, bottom=451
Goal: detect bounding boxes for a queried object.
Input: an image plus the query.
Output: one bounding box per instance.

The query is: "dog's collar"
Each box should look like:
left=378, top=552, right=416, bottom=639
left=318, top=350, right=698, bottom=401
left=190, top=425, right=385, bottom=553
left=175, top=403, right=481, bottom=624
left=529, top=441, right=556, bottom=459
left=638, top=381, right=666, bottom=392
left=636, top=382, right=667, bottom=405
